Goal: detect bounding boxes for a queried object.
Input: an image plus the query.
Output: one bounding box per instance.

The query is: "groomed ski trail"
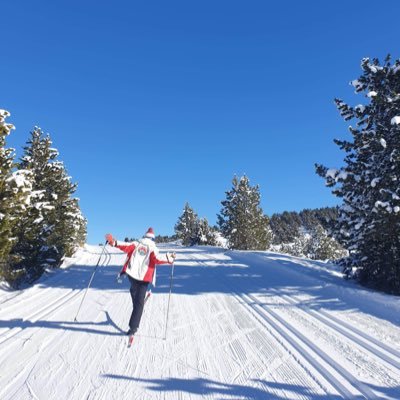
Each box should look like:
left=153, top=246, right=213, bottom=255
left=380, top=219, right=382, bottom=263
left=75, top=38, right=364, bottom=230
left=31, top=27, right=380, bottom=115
left=0, top=244, right=399, bottom=399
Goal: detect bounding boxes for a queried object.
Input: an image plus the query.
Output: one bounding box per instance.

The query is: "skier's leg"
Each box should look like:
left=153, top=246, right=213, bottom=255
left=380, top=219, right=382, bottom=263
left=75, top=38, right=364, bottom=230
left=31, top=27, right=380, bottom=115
left=130, top=281, right=149, bottom=334
left=128, top=277, right=139, bottom=332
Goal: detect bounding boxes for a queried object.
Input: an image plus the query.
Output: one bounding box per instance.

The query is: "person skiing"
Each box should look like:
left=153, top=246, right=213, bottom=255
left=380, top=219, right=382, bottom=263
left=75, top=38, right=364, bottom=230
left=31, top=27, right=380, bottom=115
left=105, top=227, right=175, bottom=344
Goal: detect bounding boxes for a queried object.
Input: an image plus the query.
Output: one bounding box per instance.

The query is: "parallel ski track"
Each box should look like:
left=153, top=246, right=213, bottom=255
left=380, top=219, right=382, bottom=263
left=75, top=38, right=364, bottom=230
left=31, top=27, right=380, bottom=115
left=0, top=246, right=115, bottom=400
left=238, top=291, right=379, bottom=399
left=226, top=251, right=400, bottom=372
left=0, top=246, right=113, bottom=316
left=268, top=288, right=400, bottom=372
left=0, top=289, right=82, bottom=346
left=0, top=246, right=113, bottom=348
left=193, top=253, right=381, bottom=399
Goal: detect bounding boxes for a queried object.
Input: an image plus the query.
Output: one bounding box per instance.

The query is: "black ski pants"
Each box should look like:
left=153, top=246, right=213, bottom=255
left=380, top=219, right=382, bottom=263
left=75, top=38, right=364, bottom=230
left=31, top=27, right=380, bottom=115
left=128, top=276, right=149, bottom=334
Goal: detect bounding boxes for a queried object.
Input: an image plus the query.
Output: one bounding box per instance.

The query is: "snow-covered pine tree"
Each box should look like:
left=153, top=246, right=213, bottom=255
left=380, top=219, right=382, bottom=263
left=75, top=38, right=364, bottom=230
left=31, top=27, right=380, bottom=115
left=42, top=160, right=87, bottom=259
left=11, top=127, right=87, bottom=284
left=196, top=218, right=217, bottom=246
left=268, top=207, right=345, bottom=259
left=270, top=211, right=302, bottom=244
left=316, top=56, right=400, bottom=293
left=0, top=110, right=33, bottom=284
left=218, top=175, right=272, bottom=250
left=174, top=202, right=199, bottom=246
left=155, top=234, right=177, bottom=243
left=0, top=110, right=16, bottom=267
left=10, top=128, right=59, bottom=283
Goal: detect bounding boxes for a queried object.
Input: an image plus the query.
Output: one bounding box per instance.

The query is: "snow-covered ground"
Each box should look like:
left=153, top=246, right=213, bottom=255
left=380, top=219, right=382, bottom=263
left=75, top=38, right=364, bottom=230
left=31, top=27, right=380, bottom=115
left=1, top=244, right=400, bottom=399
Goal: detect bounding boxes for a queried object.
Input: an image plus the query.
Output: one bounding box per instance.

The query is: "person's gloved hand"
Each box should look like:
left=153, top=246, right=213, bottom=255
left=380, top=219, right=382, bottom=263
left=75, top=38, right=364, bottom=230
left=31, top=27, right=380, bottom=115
left=105, top=233, right=115, bottom=245
left=167, top=252, right=176, bottom=263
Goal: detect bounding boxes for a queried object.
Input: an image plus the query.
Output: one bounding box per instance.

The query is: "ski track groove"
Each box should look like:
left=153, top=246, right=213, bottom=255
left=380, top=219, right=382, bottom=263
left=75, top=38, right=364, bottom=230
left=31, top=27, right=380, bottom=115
left=68, top=248, right=130, bottom=400
left=0, top=246, right=116, bottom=400
left=89, top=258, right=162, bottom=400
left=269, top=295, right=400, bottom=390
left=0, top=325, right=70, bottom=399
left=4, top=314, right=104, bottom=399
left=196, top=253, right=385, bottom=399
left=0, top=246, right=112, bottom=318
left=270, top=289, right=400, bottom=372
left=69, top=334, right=113, bottom=399
left=318, top=305, right=400, bottom=359
left=2, top=246, right=399, bottom=399
left=70, top=303, right=125, bottom=393
left=0, top=283, right=76, bottom=319
left=236, top=289, right=352, bottom=398
left=0, top=246, right=109, bottom=311
left=190, top=254, right=332, bottom=394
left=245, top=291, right=379, bottom=399
left=0, top=288, right=82, bottom=346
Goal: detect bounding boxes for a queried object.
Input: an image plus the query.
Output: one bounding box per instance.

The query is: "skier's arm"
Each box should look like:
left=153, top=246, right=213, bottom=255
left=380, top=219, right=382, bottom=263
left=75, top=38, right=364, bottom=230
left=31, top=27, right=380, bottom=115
left=114, top=241, right=136, bottom=254
left=150, top=251, right=175, bottom=265
left=105, top=234, right=136, bottom=253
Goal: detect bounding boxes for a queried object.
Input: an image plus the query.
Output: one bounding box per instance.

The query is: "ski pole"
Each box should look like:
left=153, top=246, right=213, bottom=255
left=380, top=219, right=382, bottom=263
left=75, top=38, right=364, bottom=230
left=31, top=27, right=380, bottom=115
left=74, top=241, right=108, bottom=322
left=163, top=261, right=175, bottom=340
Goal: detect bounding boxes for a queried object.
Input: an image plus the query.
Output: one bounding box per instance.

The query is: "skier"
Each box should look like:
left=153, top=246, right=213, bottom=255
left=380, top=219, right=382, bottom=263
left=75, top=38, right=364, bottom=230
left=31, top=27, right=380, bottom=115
left=105, top=227, right=175, bottom=345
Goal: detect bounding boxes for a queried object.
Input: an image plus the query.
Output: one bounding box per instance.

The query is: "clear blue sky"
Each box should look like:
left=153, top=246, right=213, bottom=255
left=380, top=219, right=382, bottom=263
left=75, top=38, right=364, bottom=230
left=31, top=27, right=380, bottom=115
left=2, top=0, right=399, bottom=243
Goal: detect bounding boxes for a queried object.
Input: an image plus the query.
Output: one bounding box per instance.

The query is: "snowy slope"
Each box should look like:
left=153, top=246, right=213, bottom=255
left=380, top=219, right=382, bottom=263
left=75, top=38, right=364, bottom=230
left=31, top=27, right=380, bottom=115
left=1, top=244, right=400, bottom=399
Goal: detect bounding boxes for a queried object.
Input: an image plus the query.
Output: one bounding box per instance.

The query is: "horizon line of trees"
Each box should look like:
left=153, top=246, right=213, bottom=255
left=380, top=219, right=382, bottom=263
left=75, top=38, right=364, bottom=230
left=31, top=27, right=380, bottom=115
left=0, top=109, right=87, bottom=288
left=174, top=176, right=346, bottom=260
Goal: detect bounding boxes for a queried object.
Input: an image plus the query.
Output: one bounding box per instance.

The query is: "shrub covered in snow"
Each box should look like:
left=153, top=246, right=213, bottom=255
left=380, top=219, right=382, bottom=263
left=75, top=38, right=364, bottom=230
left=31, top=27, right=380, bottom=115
left=269, top=207, right=347, bottom=261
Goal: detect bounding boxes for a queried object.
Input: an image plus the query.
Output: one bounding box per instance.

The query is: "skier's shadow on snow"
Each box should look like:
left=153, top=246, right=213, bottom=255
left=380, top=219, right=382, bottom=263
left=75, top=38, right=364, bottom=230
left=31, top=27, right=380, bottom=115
left=101, top=375, right=346, bottom=400
left=0, top=311, right=125, bottom=337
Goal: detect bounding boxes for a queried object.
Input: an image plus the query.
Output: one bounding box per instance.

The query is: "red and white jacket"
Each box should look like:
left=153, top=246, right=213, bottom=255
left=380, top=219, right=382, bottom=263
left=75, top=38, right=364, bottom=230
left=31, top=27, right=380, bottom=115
left=114, top=237, right=171, bottom=284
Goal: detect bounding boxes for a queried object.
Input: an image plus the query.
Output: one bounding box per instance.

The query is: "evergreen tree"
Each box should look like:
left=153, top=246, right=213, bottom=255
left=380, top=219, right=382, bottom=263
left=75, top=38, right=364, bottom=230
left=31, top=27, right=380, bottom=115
left=269, top=207, right=345, bottom=260
left=9, top=128, right=59, bottom=282
left=155, top=234, right=177, bottom=243
left=270, top=211, right=302, bottom=244
left=312, top=207, right=340, bottom=231
left=0, top=110, right=33, bottom=284
left=299, top=209, right=321, bottom=232
left=174, top=202, right=199, bottom=246
left=10, top=127, right=87, bottom=284
left=316, top=56, right=400, bottom=293
left=196, top=218, right=217, bottom=246
left=0, top=110, right=16, bottom=267
left=43, top=160, right=87, bottom=259
left=218, top=175, right=272, bottom=250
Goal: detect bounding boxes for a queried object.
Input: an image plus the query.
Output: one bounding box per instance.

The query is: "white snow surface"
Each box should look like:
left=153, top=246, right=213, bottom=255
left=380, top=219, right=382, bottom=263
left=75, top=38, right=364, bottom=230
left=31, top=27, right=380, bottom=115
left=391, top=116, right=400, bottom=125
left=326, top=168, right=338, bottom=180
left=355, top=104, right=366, bottom=113
left=1, top=244, right=400, bottom=399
